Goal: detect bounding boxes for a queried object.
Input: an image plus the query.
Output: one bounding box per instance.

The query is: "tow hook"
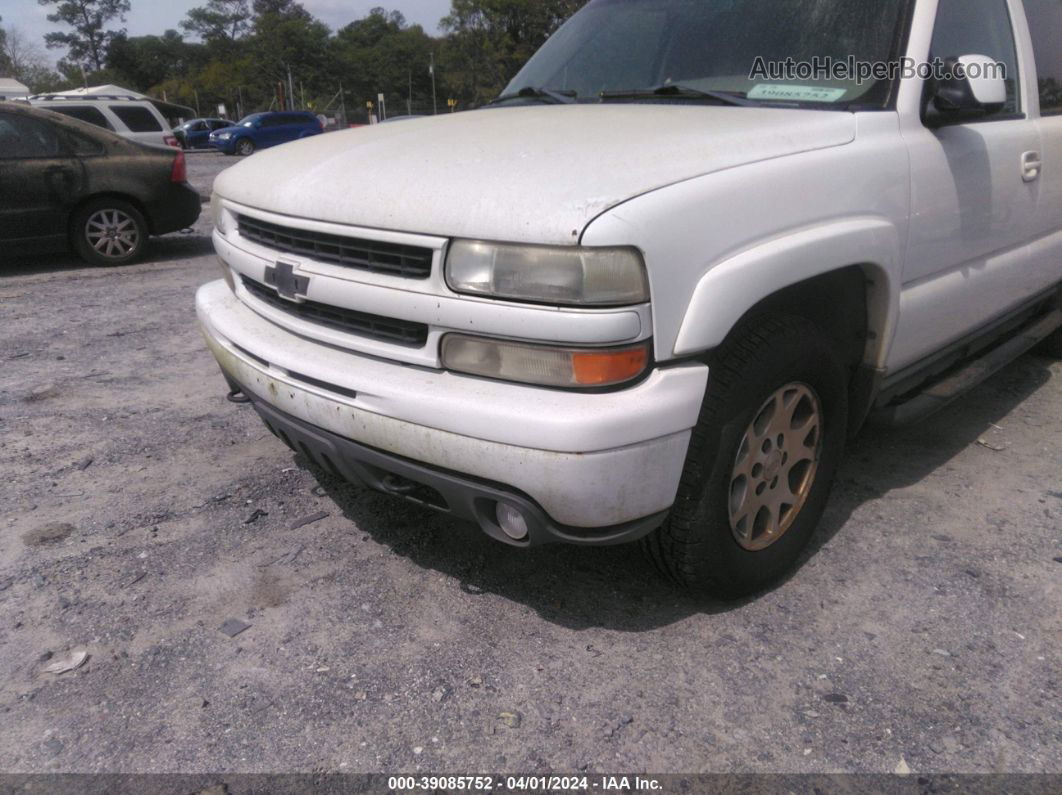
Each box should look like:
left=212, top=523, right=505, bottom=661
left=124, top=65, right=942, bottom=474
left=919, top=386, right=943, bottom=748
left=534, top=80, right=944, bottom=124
left=227, top=389, right=251, bottom=404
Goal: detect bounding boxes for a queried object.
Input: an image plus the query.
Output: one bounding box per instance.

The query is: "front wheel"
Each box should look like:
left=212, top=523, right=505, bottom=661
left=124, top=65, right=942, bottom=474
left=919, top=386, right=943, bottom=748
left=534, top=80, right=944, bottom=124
left=643, top=314, right=849, bottom=598
left=71, top=199, right=148, bottom=267
left=235, top=138, right=255, bottom=156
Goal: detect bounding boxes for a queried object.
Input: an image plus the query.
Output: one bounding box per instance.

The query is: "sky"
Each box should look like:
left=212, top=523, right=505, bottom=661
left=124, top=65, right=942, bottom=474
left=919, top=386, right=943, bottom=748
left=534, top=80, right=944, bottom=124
left=0, top=0, right=453, bottom=65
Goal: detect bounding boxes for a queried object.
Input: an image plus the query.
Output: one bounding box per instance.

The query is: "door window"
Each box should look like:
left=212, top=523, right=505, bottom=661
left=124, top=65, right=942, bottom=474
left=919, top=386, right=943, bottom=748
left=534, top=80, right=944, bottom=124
left=65, top=129, right=105, bottom=155
left=49, top=105, right=113, bottom=130
left=1023, top=0, right=1062, bottom=115
left=930, top=0, right=1021, bottom=115
left=109, top=105, right=164, bottom=132
left=0, top=113, right=62, bottom=158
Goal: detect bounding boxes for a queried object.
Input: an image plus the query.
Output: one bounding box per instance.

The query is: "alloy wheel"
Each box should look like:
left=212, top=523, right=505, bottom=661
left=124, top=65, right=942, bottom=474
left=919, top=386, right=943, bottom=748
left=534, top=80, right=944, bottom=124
left=728, top=382, right=823, bottom=551
left=85, top=209, right=140, bottom=260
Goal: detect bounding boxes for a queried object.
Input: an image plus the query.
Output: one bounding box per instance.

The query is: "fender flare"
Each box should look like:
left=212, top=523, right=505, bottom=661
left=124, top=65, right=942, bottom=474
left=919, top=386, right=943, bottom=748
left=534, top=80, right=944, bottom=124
left=673, top=216, right=902, bottom=369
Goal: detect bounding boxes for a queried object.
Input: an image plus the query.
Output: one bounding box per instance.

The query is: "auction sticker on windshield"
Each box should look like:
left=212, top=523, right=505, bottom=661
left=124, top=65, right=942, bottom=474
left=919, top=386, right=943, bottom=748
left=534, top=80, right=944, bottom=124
left=748, top=84, right=848, bottom=102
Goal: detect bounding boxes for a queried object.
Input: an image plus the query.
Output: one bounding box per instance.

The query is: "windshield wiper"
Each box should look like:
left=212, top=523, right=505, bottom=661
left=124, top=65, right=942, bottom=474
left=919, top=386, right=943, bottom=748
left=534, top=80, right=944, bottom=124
left=599, top=84, right=757, bottom=107
left=487, top=86, right=578, bottom=106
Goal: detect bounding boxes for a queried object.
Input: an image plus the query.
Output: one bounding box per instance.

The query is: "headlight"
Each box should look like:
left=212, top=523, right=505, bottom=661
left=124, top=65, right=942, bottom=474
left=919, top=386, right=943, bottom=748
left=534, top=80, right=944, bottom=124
left=442, top=335, right=650, bottom=389
left=217, top=132, right=231, bottom=140
left=446, top=240, right=649, bottom=306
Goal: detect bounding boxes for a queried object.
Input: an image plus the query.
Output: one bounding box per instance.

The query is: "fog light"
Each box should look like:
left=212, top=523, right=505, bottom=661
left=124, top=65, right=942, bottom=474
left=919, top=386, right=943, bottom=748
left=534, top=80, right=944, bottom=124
left=496, top=503, right=530, bottom=541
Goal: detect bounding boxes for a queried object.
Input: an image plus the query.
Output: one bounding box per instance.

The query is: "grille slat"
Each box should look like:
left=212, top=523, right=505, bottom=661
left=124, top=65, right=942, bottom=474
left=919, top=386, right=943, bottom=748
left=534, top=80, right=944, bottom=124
left=241, top=276, right=428, bottom=348
left=237, top=215, right=433, bottom=279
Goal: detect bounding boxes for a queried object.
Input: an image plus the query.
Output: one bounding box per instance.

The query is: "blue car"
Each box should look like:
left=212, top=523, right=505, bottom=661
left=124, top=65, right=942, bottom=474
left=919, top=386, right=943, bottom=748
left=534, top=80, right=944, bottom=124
left=209, top=111, right=323, bottom=156
left=173, top=118, right=231, bottom=149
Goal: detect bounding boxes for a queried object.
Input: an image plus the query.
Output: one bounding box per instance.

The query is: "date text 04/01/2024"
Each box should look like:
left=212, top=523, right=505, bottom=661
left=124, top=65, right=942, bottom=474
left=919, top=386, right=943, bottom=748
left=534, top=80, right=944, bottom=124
left=387, top=775, right=663, bottom=791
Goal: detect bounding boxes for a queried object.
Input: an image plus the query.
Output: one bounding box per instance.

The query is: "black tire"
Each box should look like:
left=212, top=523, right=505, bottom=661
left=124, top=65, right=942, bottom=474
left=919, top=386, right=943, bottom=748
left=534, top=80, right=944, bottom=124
left=643, top=314, right=849, bottom=598
left=71, top=198, right=148, bottom=267
left=235, top=138, right=255, bottom=156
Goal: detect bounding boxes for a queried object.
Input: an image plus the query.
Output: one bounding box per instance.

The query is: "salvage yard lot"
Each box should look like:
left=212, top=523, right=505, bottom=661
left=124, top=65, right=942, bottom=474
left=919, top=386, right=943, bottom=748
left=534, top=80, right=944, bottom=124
left=0, top=153, right=1059, bottom=775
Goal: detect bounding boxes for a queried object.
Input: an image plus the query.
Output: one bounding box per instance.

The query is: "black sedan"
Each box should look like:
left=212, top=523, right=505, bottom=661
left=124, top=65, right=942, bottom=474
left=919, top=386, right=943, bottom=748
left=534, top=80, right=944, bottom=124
left=0, top=101, right=201, bottom=267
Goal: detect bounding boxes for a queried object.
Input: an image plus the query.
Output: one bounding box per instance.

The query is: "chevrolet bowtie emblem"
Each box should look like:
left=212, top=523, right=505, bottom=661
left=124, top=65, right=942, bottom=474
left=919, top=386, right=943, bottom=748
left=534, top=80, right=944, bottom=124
left=264, top=261, right=310, bottom=301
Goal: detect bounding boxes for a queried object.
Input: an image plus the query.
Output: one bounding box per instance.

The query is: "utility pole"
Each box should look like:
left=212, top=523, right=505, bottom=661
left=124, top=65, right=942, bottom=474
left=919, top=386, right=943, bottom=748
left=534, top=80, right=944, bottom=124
left=287, top=65, right=295, bottom=111
left=407, top=70, right=412, bottom=116
left=194, top=89, right=201, bottom=117
left=430, top=51, right=438, bottom=115
left=339, top=83, right=346, bottom=127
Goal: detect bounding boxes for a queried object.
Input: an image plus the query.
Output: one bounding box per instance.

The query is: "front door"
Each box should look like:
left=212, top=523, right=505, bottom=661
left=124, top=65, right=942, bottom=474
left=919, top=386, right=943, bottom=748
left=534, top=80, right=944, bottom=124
left=892, top=0, right=1042, bottom=370
left=0, top=111, right=83, bottom=248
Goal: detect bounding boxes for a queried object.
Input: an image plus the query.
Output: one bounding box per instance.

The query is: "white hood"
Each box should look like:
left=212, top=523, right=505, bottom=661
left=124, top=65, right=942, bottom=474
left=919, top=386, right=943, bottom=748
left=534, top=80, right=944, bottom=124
left=214, top=105, right=856, bottom=245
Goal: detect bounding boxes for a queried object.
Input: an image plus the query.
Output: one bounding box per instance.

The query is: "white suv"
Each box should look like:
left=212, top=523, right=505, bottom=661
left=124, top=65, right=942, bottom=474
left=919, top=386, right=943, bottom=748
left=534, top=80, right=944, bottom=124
left=28, top=95, right=178, bottom=148
left=198, top=0, right=1062, bottom=596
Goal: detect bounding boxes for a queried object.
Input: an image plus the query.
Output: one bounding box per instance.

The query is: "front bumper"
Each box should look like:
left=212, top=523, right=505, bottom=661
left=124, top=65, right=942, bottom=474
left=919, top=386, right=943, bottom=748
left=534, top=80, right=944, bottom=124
left=196, top=280, right=709, bottom=538
left=233, top=382, right=668, bottom=547
left=210, top=137, right=236, bottom=153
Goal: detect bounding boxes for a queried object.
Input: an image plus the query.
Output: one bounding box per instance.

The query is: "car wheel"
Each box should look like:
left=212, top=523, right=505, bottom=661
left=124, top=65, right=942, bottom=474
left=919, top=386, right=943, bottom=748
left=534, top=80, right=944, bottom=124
left=642, top=314, right=849, bottom=598
left=71, top=199, right=148, bottom=267
left=235, top=138, right=255, bottom=156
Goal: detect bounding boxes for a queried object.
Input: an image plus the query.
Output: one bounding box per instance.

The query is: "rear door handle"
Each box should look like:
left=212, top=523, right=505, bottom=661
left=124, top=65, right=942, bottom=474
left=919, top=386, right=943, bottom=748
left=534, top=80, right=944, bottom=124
left=1022, top=151, right=1042, bottom=182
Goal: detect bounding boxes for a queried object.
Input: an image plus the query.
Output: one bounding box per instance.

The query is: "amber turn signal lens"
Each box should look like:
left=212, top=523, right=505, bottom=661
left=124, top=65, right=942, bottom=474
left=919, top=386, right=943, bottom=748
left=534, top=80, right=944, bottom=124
left=572, top=347, right=650, bottom=386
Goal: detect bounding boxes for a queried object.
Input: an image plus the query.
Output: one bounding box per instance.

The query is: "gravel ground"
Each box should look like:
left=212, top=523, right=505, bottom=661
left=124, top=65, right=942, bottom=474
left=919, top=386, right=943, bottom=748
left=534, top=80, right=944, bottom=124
left=0, top=152, right=1059, bottom=776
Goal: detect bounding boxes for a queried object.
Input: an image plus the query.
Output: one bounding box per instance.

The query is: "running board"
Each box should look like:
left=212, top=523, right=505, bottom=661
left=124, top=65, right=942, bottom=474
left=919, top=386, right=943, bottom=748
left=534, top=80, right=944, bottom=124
left=871, top=308, right=1062, bottom=426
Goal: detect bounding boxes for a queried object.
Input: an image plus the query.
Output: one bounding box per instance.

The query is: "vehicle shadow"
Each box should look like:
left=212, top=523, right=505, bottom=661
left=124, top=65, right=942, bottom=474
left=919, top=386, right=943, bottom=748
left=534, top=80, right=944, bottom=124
left=0, top=231, right=215, bottom=278
left=302, top=352, right=1056, bottom=632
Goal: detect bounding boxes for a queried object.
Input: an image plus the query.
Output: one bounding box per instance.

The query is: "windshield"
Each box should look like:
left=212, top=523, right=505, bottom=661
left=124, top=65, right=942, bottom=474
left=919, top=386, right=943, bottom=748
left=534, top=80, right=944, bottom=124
left=237, top=115, right=261, bottom=127
left=504, top=0, right=910, bottom=108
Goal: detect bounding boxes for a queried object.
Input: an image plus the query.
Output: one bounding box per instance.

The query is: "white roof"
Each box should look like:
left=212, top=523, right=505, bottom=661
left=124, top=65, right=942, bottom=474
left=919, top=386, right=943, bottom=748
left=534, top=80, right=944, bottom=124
left=48, top=84, right=148, bottom=99
left=0, top=77, right=30, bottom=96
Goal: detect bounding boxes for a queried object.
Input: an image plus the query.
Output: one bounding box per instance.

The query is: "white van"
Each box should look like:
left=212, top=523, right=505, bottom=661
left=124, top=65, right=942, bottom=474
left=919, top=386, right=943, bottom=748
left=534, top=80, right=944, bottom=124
left=28, top=95, right=178, bottom=148
left=198, top=0, right=1062, bottom=597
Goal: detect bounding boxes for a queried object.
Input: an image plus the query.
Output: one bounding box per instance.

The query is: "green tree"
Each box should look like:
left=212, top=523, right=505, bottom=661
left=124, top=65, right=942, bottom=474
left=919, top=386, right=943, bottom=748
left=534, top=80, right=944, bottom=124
left=107, top=30, right=198, bottom=92
left=252, top=0, right=312, bottom=22
left=331, top=8, right=436, bottom=115
left=250, top=0, right=330, bottom=107
left=440, top=0, right=582, bottom=105
left=38, top=0, right=131, bottom=72
left=181, top=0, right=252, bottom=44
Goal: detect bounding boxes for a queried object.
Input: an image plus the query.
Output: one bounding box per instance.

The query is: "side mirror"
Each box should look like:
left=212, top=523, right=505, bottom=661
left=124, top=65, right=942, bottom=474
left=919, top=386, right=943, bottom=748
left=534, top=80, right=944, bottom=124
left=926, top=54, right=1007, bottom=125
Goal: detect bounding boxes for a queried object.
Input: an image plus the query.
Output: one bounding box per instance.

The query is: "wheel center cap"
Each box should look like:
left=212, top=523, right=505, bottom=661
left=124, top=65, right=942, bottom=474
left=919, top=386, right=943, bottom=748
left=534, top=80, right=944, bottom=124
left=764, top=450, right=783, bottom=480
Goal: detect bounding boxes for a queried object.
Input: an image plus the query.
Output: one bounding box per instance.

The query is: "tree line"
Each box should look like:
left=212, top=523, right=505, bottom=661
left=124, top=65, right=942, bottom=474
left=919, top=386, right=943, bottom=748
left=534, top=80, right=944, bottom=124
left=1, top=0, right=583, bottom=120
